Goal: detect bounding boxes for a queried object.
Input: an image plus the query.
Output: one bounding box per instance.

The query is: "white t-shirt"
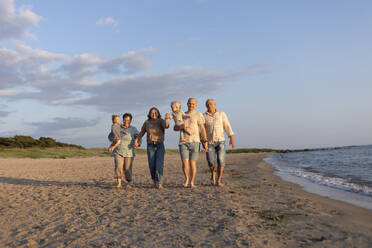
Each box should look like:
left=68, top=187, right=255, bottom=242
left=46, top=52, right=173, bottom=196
left=179, top=111, right=205, bottom=144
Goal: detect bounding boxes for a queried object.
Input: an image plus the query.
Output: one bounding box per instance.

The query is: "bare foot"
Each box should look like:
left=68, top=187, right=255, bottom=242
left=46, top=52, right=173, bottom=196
left=114, top=185, right=122, bottom=189
left=157, top=184, right=163, bottom=189
left=190, top=184, right=197, bottom=188
left=183, top=180, right=189, bottom=188
left=217, top=181, right=224, bottom=187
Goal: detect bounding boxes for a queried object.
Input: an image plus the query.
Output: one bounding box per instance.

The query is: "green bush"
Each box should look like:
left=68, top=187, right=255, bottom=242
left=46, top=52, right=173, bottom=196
left=39, top=137, right=57, bottom=147
left=0, top=137, right=17, bottom=147
left=0, top=135, right=85, bottom=149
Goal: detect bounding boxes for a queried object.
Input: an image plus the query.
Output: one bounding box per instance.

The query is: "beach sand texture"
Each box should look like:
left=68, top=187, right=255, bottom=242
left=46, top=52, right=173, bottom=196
left=0, top=153, right=371, bottom=247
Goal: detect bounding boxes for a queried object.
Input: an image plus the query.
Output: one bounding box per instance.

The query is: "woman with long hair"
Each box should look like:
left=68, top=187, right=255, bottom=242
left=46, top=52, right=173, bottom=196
left=134, top=107, right=170, bottom=189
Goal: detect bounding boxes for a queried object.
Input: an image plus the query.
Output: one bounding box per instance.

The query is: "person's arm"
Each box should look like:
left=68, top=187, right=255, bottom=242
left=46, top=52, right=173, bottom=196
left=198, top=113, right=208, bottom=150
left=134, top=122, right=146, bottom=148
left=229, top=135, right=235, bottom=149
left=222, top=112, right=235, bottom=148
left=199, top=123, right=208, bottom=150
left=173, top=122, right=185, bottom=131
left=164, top=113, right=171, bottom=129
left=108, top=139, right=121, bottom=152
left=133, top=127, right=142, bottom=146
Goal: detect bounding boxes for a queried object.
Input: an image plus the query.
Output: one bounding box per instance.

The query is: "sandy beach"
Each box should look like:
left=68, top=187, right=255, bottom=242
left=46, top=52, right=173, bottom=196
left=0, top=153, right=371, bottom=247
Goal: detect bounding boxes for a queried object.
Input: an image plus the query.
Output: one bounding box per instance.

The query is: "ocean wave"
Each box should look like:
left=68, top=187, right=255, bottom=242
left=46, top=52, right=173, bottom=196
left=264, top=157, right=372, bottom=197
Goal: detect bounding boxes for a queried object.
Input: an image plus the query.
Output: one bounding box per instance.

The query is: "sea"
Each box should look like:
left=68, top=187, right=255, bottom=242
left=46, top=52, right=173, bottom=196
left=264, top=145, right=372, bottom=210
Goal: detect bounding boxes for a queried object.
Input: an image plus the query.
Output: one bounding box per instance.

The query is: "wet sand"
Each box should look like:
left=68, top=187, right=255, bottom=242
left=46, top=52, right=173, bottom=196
left=0, top=153, right=371, bottom=247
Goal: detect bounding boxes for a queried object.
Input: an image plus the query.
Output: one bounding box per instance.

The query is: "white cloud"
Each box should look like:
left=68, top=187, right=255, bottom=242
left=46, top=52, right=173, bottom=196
left=11, top=40, right=69, bottom=62
left=1, top=42, right=271, bottom=111
left=0, top=0, right=272, bottom=127
left=0, top=0, right=42, bottom=40
left=1, top=39, right=271, bottom=118
left=72, top=66, right=264, bottom=112
left=96, top=17, right=119, bottom=26
left=100, top=48, right=156, bottom=74
left=0, top=40, right=156, bottom=93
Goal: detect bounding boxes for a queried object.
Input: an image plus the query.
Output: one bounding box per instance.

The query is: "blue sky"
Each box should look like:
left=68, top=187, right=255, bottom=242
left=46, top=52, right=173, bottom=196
left=0, top=0, right=371, bottom=149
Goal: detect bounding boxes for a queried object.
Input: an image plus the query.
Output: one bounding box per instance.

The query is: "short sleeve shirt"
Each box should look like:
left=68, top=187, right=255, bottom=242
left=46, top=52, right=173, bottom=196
left=180, top=111, right=205, bottom=144
left=113, top=126, right=139, bottom=157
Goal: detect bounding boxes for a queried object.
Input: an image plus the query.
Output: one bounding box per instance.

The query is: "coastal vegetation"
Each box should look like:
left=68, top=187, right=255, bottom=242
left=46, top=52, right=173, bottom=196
left=0, top=136, right=181, bottom=158
left=0, top=135, right=345, bottom=159
left=0, top=136, right=83, bottom=149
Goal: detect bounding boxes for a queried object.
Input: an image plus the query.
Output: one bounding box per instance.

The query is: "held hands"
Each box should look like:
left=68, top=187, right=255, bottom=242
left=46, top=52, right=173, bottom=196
left=133, top=139, right=139, bottom=149
left=202, top=141, right=208, bottom=152
left=108, top=146, right=115, bottom=152
left=164, top=113, right=171, bottom=120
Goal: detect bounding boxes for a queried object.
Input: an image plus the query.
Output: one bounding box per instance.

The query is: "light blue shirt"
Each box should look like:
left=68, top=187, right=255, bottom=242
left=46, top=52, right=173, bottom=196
left=113, top=126, right=140, bottom=157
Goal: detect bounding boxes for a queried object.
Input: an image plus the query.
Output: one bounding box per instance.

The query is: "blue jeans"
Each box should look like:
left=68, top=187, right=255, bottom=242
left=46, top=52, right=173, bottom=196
left=206, top=141, right=226, bottom=167
left=147, top=142, right=165, bottom=184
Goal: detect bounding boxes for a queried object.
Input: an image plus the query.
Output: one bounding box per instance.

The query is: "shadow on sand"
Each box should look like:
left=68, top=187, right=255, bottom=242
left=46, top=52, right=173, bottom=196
left=0, top=177, right=220, bottom=190
left=0, top=176, right=113, bottom=189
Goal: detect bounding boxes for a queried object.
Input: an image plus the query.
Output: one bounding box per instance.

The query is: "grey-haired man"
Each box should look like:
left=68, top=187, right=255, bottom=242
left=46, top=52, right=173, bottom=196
left=204, top=99, right=235, bottom=186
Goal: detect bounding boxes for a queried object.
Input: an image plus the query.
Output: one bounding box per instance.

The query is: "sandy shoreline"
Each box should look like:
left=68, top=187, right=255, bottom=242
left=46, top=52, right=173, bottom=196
left=0, top=153, right=371, bottom=247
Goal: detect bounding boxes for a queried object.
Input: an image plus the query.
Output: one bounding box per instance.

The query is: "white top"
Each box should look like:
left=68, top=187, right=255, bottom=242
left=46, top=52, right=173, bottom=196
left=179, top=111, right=205, bottom=144
left=204, top=110, right=234, bottom=144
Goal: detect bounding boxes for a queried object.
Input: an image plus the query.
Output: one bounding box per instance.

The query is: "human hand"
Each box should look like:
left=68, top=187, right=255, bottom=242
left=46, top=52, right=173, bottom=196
left=134, top=140, right=139, bottom=149
left=165, top=113, right=171, bottom=120
left=108, top=146, right=114, bottom=152
left=202, top=141, right=208, bottom=151
left=184, top=127, right=192, bottom=136
left=229, top=136, right=235, bottom=149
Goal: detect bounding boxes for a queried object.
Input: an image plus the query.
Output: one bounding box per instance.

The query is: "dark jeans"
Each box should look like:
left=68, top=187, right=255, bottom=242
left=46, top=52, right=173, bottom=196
left=147, top=142, right=165, bottom=184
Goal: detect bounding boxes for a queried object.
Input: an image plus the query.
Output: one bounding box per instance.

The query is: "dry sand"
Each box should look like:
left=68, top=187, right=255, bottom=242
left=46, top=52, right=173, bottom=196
left=0, top=153, right=371, bottom=248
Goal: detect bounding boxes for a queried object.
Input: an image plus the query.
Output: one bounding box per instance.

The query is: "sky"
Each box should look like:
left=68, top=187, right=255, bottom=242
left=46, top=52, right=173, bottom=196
left=0, top=0, right=371, bottom=149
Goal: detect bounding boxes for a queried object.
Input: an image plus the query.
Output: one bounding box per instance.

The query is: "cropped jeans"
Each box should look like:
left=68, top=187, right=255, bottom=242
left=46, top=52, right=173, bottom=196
left=147, top=141, right=165, bottom=184
left=206, top=141, right=226, bottom=167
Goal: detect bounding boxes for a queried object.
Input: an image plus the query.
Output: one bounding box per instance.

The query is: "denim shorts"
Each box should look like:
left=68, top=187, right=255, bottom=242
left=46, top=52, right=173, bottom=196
left=179, top=142, right=200, bottom=161
left=206, top=141, right=226, bottom=167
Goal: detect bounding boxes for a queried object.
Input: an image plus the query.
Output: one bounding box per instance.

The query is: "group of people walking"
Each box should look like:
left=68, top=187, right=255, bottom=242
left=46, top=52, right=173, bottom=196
left=108, top=98, right=234, bottom=189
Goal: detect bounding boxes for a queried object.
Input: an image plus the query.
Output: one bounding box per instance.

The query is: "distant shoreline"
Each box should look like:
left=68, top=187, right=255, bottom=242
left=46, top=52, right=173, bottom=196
left=2, top=144, right=372, bottom=159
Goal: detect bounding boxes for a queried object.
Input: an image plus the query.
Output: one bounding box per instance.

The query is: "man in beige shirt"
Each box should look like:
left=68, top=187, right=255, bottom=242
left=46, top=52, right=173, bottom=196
left=204, top=99, right=235, bottom=186
left=174, top=98, right=208, bottom=188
